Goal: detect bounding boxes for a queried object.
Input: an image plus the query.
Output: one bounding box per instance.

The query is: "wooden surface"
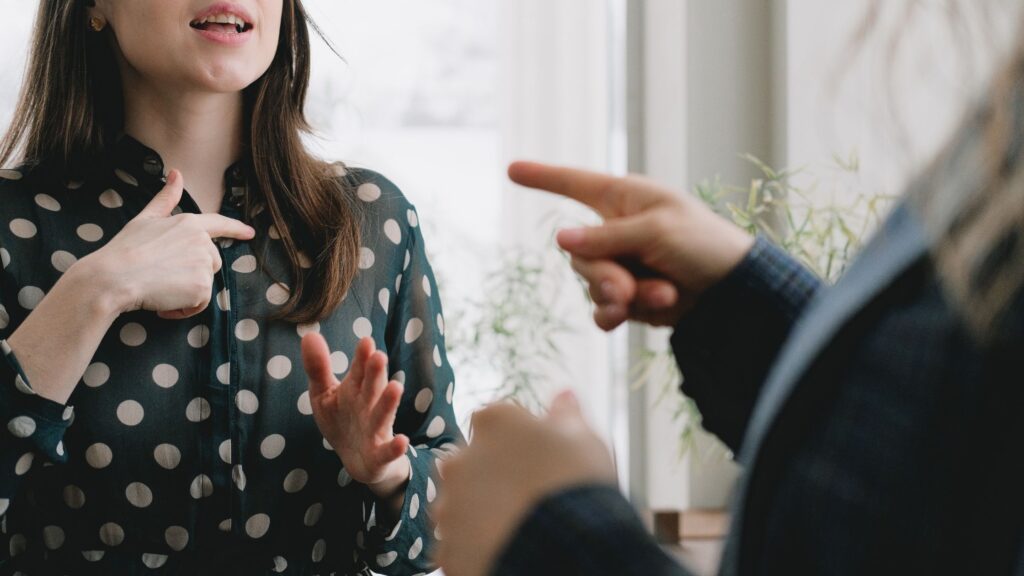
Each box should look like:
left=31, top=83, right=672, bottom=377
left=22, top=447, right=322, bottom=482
left=648, top=509, right=729, bottom=576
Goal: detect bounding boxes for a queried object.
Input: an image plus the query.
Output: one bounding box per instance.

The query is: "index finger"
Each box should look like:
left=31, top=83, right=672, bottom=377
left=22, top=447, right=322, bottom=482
left=301, top=332, right=337, bottom=398
left=192, top=214, right=256, bottom=240
left=508, top=161, right=623, bottom=217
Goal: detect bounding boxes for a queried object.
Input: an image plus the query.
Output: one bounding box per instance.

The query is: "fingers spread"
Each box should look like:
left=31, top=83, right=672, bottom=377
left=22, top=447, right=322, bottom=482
left=370, top=380, right=404, bottom=432
left=301, top=333, right=337, bottom=398
left=346, top=337, right=376, bottom=392
left=360, top=351, right=389, bottom=406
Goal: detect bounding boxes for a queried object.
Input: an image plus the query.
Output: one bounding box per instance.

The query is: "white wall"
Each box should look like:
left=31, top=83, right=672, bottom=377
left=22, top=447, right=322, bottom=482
left=785, top=0, right=1021, bottom=196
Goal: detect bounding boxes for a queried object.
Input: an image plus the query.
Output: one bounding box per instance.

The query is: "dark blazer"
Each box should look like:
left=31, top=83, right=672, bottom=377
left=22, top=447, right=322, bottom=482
left=494, top=128, right=1024, bottom=573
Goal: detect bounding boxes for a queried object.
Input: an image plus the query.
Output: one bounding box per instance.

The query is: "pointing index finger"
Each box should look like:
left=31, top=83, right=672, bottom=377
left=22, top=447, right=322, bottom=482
left=194, top=214, right=256, bottom=241
left=508, top=161, right=622, bottom=217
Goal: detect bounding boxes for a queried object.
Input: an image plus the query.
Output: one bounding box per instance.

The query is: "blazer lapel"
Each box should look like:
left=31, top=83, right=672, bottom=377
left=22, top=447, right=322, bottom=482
left=718, top=202, right=930, bottom=576
left=738, top=201, right=929, bottom=466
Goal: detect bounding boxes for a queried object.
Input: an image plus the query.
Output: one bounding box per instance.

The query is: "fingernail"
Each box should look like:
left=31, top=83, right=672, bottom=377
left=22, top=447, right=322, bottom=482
left=600, top=281, right=617, bottom=302
left=603, top=304, right=625, bottom=319
left=555, top=389, right=579, bottom=408
left=557, top=228, right=585, bottom=247
left=652, top=285, right=675, bottom=307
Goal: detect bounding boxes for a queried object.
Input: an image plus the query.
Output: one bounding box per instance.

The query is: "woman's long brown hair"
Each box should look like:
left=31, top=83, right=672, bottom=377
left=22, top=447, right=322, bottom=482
left=0, top=0, right=361, bottom=324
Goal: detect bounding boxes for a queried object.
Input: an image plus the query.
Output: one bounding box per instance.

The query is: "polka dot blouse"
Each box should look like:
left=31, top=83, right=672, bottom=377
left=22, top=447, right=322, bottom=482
left=0, top=136, right=463, bottom=575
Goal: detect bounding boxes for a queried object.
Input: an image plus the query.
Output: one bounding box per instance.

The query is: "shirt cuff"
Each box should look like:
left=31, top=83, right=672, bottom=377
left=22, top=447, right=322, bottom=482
left=494, top=484, right=688, bottom=576
left=671, top=235, right=821, bottom=361
left=1, top=339, right=75, bottom=465
left=361, top=444, right=441, bottom=574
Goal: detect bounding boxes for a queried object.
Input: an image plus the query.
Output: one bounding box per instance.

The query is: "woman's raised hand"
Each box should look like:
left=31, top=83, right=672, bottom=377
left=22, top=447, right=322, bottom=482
left=301, top=333, right=411, bottom=499
left=83, top=169, right=256, bottom=319
left=508, top=161, right=755, bottom=331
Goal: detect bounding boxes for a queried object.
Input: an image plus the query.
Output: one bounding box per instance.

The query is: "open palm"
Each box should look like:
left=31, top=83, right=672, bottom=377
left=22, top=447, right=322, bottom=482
left=301, top=334, right=409, bottom=487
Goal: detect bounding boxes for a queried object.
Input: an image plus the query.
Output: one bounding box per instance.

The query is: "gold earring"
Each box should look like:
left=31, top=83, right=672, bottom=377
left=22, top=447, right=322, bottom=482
left=89, top=17, right=106, bottom=32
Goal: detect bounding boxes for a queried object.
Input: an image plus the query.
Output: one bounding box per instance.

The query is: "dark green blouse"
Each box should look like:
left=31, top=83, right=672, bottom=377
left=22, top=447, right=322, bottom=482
left=0, top=137, right=462, bottom=575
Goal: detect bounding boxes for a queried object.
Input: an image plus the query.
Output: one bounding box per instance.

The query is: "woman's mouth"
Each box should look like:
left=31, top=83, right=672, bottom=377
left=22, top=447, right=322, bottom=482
left=189, top=13, right=253, bottom=35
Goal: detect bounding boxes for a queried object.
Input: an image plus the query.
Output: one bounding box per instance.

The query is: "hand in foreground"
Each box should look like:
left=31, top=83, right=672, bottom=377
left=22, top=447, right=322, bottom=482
left=301, top=334, right=411, bottom=499
left=82, top=169, right=256, bottom=320
left=509, top=161, right=755, bottom=330
left=435, top=391, right=616, bottom=576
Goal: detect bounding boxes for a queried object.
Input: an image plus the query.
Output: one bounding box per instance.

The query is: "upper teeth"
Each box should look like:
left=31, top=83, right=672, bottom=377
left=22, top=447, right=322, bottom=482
left=195, top=14, right=247, bottom=27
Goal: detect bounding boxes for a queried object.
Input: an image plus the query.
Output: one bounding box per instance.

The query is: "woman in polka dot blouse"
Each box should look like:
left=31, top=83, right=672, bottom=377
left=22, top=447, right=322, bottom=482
left=0, top=1, right=462, bottom=575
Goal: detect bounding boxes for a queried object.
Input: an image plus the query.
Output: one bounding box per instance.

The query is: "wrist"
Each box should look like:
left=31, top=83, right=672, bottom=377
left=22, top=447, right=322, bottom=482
left=67, top=252, right=133, bottom=318
left=367, top=455, right=411, bottom=500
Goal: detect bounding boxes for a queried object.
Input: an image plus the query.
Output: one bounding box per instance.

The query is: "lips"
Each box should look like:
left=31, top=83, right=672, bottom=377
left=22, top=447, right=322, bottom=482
left=189, top=3, right=254, bottom=35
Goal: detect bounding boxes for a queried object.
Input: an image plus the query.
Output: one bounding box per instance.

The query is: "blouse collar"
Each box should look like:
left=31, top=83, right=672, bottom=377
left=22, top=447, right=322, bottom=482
left=110, top=135, right=249, bottom=206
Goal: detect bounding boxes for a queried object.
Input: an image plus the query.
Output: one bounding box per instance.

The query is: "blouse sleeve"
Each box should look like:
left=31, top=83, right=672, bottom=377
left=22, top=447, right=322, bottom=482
left=0, top=242, right=75, bottom=561
left=357, top=197, right=464, bottom=575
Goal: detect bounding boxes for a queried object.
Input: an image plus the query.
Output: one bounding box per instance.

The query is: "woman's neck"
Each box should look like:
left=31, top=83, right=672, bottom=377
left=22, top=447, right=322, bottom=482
left=121, top=76, right=244, bottom=214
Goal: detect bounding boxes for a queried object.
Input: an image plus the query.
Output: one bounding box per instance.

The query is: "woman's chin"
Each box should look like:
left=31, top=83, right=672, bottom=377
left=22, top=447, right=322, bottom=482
left=192, top=65, right=265, bottom=94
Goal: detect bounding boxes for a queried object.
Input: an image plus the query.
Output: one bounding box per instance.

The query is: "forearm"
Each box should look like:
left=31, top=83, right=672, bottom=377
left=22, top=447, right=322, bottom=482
left=6, top=256, right=124, bottom=404
left=672, top=237, right=822, bottom=452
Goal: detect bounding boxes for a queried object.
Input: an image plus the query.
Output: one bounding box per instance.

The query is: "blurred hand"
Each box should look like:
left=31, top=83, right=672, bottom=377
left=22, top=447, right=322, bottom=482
left=301, top=334, right=411, bottom=499
left=435, top=391, right=616, bottom=576
left=83, top=169, right=256, bottom=319
left=509, top=161, right=755, bottom=330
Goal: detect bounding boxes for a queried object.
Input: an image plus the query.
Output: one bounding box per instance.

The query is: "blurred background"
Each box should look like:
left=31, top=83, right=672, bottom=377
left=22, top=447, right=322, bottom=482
left=1, top=1, right=1020, bottom=569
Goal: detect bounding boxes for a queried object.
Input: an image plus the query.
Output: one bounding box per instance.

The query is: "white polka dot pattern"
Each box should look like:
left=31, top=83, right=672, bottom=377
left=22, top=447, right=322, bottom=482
left=357, top=182, right=382, bottom=202
left=261, top=434, right=286, bottom=459
left=51, top=250, right=77, bottom=273
left=63, top=485, right=86, bottom=509
left=245, top=513, right=270, bottom=538
left=353, top=317, right=372, bottom=339
left=232, top=254, right=257, bottom=273
left=152, top=364, right=179, bottom=388
left=154, top=444, right=181, bottom=469
left=99, top=188, right=123, bottom=208
left=330, top=351, right=349, bottom=374
left=266, top=355, right=292, bottom=379
left=0, top=163, right=460, bottom=573
left=100, top=523, right=125, bottom=547
left=165, top=526, right=189, bottom=551
left=34, top=194, right=60, bottom=212
left=76, top=223, right=104, bottom=242
left=85, top=443, right=112, bottom=469
left=83, top=362, right=110, bottom=387
left=186, top=397, right=211, bottom=423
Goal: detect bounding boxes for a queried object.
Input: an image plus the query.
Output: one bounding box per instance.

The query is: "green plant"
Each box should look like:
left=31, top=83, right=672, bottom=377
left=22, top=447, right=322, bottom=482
left=443, top=245, right=573, bottom=413
left=641, top=153, right=895, bottom=458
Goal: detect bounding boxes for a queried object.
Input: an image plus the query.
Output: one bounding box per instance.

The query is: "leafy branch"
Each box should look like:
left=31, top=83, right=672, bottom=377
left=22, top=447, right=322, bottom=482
left=641, top=153, right=895, bottom=458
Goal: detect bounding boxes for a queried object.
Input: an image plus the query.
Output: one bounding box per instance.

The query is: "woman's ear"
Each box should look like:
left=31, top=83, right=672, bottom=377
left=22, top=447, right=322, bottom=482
left=87, top=0, right=111, bottom=29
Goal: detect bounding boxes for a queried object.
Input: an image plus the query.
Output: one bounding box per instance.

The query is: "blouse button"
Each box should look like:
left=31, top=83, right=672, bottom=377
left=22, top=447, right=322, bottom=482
left=143, top=155, right=164, bottom=176
left=228, top=186, right=246, bottom=208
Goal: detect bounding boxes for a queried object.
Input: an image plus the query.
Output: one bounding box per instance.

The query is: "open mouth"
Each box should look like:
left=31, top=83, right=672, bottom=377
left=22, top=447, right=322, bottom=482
left=189, top=14, right=253, bottom=34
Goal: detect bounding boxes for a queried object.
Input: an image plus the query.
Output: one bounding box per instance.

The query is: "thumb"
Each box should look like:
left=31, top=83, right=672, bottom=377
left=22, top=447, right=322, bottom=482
left=302, top=332, right=337, bottom=399
left=138, top=169, right=184, bottom=218
left=547, top=389, right=584, bottom=423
